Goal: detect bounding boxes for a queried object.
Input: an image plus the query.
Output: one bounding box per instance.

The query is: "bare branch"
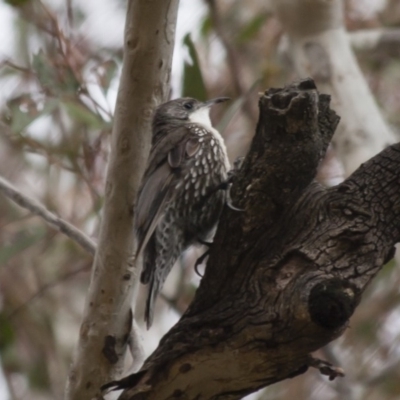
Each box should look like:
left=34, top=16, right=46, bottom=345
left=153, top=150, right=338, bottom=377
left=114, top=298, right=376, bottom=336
left=0, top=175, right=96, bottom=255
left=349, top=28, right=400, bottom=57
left=110, top=79, right=400, bottom=400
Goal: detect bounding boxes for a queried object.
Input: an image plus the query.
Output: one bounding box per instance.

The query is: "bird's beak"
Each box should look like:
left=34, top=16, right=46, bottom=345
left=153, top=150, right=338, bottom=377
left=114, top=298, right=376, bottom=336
left=203, top=97, right=230, bottom=107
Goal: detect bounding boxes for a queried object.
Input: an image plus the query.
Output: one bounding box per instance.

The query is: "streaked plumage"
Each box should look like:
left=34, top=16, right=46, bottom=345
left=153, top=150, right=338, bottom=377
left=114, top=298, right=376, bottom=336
left=135, top=97, right=230, bottom=328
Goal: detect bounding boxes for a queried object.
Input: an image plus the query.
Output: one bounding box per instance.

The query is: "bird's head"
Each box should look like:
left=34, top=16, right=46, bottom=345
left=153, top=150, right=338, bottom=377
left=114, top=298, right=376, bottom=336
left=153, top=97, right=229, bottom=132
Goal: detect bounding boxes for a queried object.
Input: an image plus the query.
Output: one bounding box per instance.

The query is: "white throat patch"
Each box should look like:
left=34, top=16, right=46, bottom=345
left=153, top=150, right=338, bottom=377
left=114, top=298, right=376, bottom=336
left=189, top=107, right=213, bottom=130
left=188, top=106, right=230, bottom=170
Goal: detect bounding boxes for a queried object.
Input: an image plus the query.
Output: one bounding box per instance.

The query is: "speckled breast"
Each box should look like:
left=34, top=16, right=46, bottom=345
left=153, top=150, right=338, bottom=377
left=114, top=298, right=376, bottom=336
left=175, top=127, right=229, bottom=243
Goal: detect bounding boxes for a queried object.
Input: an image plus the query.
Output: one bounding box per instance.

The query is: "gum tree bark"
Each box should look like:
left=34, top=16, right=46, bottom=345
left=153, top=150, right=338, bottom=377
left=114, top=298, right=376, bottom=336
left=273, top=0, right=396, bottom=174
left=65, top=1, right=179, bottom=399
left=107, top=79, right=400, bottom=400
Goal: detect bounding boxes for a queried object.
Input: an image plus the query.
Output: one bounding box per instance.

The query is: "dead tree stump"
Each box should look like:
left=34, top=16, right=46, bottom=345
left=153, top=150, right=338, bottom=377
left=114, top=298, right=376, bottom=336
left=106, top=79, right=400, bottom=400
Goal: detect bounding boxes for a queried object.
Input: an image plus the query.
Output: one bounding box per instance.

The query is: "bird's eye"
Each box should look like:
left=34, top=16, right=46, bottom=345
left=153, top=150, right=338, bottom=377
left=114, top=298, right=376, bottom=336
left=184, top=102, right=194, bottom=110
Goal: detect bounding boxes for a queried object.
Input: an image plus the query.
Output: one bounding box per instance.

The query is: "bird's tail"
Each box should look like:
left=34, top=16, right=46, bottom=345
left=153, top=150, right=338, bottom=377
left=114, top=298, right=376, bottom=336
left=144, top=276, right=159, bottom=329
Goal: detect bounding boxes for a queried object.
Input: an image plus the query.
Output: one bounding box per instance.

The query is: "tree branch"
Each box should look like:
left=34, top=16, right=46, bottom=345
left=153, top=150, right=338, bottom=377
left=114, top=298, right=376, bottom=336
left=349, top=28, right=400, bottom=58
left=108, top=79, right=400, bottom=400
left=65, top=1, right=180, bottom=399
left=0, top=175, right=96, bottom=255
left=0, top=172, right=183, bottom=320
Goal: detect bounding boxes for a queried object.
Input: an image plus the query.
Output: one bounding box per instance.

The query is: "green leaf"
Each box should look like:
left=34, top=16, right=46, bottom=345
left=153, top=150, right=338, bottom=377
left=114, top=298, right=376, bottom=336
left=32, top=50, right=58, bottom=91
left=0, top=313, right=15, bottom=350
left=182, top=34, right=207, bottom=101
left=32, top=50, right=80, bottom=96
left=0, top=228, right=46, bottom=265
left=200, top=16, right=212, bottom=38
left=63, top=101, right=108, bottom=129
left=9, top=103, right=37, bottom=133
left=6, top=96, right=59, bottom=133
left=237, top=14, right=267, bottom=43
left=4, top=0, right=30, bottom=7
left=373, top=258, right=397, bottom=280
left=29, top=361, right=50, bottom=389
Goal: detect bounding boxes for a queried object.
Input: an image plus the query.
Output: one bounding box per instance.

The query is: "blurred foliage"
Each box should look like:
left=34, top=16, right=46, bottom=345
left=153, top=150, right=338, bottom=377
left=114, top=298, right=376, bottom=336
left=182, top=34, right=208, bottom=101
left=4, top=0, right=30, bottom=7
left=0, top=227, right=46, bottom=264
left=0, top=0, right=399, bottom=399
left=237, top=14, right=268, bottom=43
left=32, top=50, right=80, bottom=96
left=0, top=1, right=117, bottom=398
left=0, top=313, right=15, bottom=350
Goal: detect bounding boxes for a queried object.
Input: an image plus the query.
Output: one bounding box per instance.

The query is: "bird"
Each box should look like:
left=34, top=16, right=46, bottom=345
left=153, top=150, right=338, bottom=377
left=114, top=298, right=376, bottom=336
left=135, top=96, right=230, bottom=328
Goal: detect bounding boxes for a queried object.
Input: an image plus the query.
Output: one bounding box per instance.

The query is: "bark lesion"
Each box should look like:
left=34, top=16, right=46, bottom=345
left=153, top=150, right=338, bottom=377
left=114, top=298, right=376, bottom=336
left=107, top=79, right=400, bottom=400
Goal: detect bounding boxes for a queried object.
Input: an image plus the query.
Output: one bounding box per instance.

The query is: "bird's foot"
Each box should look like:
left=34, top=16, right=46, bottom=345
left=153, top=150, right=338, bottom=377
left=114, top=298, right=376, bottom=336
left=225, top=156, right=245, bottom=211
left=213, top=181, right=243, bottom=211
left=207, top=157, right=245, bottom=211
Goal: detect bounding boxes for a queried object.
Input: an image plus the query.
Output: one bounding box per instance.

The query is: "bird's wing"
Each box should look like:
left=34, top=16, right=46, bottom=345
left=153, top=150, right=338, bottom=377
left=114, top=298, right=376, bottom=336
left=143, top=125, right=189, bottom=177
left=135, top=126, right=201, bottom=267
left=135, top=161, right=174, bottom=265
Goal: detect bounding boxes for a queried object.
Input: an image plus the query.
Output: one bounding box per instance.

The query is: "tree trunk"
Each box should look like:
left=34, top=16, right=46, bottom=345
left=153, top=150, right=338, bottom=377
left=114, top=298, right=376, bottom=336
left=108, top=79, right=400, bottom=400
left=65, top=1, right=180, bottom=399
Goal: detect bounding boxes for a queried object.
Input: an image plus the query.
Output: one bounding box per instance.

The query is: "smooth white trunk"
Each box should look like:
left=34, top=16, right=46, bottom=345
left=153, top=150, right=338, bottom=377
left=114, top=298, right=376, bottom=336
left=274, top=0, right=396, bottom=174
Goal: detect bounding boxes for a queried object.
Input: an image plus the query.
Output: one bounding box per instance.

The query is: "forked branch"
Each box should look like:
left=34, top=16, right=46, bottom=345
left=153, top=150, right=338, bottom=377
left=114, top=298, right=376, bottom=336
left=107, top=79, right=400, bottom=400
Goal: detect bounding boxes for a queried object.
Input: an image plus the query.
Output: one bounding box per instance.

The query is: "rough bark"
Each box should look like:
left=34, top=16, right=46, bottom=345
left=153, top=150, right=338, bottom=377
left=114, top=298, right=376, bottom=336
left=65, top=1, right=180, bottom=399
left=110, top=79, right=400, bottom=400
left=274, top=0, right=396, bottom=174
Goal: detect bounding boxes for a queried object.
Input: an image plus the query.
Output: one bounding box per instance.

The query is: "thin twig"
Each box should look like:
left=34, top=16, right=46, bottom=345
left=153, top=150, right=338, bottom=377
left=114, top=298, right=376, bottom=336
left=66, top=0, right=73, bottom=29
left=0, top=175, right=96, bottom=255
left=7, top=261, right=91, bottom=319
left=321, top=345, right=356, bottom=400
left=0, top=59, right=32, bottom=75
left=38, top=1, right=113, bottom=120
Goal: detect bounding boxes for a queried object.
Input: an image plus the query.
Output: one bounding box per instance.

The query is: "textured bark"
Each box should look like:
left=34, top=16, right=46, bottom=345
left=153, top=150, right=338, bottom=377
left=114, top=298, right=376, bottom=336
left=274, top=0, right=396, bottom=174
left=113, top=79, right=400, bottom=400
left=65, top=1, right=179, bottom=399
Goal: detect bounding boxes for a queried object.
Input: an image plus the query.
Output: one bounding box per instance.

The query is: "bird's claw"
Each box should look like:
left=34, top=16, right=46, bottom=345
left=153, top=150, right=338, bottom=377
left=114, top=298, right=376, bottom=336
left=225, top=156, right=245, bottom=211
left=197, top=238, right=213, bottom=247
left=226, top=183, right=244, bottom=212
left=194, top=250, right=210, bottom=277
